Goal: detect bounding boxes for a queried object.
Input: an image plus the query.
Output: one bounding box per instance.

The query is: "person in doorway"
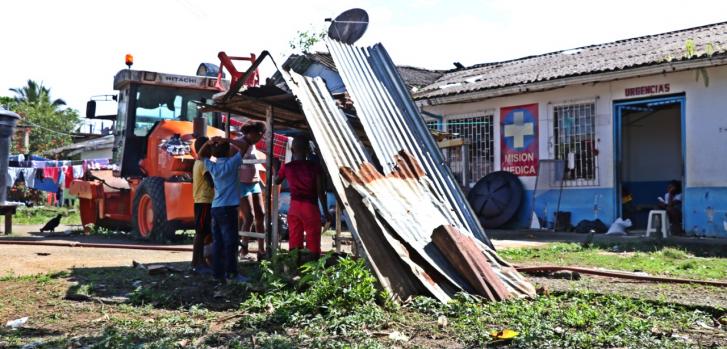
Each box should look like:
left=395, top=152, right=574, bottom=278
left=275, top=136, right=331, bottom=258
left=658, top=180, right=683, bottom=235
left=191, top=137, right=214, bottom=274
left=198, top=136, right=251, bottom=284
left=237, top=121, right=266, bottom=259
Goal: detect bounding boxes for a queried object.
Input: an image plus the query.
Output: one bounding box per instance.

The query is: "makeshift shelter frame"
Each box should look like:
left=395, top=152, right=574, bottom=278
left=200, top=92, right=348, bottom=259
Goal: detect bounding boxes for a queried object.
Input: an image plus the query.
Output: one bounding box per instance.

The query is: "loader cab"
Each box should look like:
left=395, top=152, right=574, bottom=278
left=110, top=70, right=223, bottom=177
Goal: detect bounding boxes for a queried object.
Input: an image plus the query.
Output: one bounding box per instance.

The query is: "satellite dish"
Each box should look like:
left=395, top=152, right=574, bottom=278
left=327, top=8, right=369, bottom=44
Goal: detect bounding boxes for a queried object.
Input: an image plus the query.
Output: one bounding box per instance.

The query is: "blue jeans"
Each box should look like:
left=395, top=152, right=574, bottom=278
left=211, top=206, right=239, bottom=280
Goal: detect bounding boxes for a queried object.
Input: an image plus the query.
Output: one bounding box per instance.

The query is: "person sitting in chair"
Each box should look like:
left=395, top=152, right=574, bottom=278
left=658, top=180, right=683, bottom=235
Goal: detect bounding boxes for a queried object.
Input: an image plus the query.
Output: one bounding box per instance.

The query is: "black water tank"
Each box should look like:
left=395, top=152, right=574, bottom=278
left=467, top=171, right=523, bottom=229
left=0, top=107, right=20, bottom=203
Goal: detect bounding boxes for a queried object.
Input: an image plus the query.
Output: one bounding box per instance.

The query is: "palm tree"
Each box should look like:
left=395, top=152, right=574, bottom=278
left=9, top=80, right=66, bottom=109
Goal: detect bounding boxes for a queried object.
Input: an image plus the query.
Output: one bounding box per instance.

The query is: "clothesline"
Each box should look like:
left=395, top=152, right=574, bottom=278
left=9, top=158, right=110, bottom=169
left=6, top=159, right=116, bottom=193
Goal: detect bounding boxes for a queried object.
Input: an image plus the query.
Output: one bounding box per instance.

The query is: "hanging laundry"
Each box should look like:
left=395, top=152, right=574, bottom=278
left=32, top=168, right=59, bottom=193
left=72, top=165, right=84, bottom=179
left=58, top=169, right=65, bottom=190
left=43, top=167, right=60, bottom=183
left=64, top=166, right=74, bottom=188
left=20, top=168, right=35, bottom=188
left=6, top=168, right=22, bottom=187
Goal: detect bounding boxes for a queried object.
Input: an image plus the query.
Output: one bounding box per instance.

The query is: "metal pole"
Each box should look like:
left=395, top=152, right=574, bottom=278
left=264, top=106, right=274, bottom=258
left=461, top=142, right=469, bottom=189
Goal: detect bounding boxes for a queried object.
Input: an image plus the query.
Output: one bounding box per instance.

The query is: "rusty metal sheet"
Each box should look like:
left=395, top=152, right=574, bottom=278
left=282, top=70, right=453, bottom=302
left=326, top=39, right=493, bottom=250
left=340, top=151, right=535, bottom=299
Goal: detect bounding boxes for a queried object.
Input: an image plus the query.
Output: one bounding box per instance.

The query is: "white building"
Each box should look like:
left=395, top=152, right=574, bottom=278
left=414, top=22, right=727, bottom=237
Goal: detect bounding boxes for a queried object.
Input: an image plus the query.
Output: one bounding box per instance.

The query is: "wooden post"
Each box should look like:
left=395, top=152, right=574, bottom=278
left=334, top=201, right=342, bottom=253
left=4, top=214, right=11, bottom=235
left=225, top=113, right=231, bottom=138
left=271, top=184, right=280, bottom=251
left=264, top=106, right=274, bottom=259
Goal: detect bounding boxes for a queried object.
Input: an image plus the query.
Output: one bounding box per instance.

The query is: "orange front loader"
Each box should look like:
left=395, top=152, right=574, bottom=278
left=71, top=56, right=257, bottom=241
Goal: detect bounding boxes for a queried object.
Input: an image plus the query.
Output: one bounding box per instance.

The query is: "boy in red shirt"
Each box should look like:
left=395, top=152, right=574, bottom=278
left=275, top=137, right=331, bottom=256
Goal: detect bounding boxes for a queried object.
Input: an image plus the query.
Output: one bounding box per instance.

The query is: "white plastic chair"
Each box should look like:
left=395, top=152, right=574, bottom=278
left=645, top=210, right=670, bottom=238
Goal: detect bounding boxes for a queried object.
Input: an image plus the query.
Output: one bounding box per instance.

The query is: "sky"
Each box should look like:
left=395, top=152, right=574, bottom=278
left=1, top=0, right=726, bottom=116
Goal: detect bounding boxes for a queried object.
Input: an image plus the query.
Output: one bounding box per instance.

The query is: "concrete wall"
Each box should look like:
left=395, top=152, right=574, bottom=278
left=421, top=65, right=727, bottom=236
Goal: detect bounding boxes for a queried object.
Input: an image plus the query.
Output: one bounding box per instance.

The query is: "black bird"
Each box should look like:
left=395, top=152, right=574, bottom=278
left=40, top=214, right=63, bottom=233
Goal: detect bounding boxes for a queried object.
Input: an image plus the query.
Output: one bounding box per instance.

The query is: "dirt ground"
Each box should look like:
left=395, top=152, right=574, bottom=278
left=1, top=224, right=725, bottom=348
left=1, top=224, right=724, bottom=309
left=0, top=225, right=546, bottom=276
left=0, top=225, right=191, bottom=276
left=0, top=224, right=359, bottom=276
left=529, top=274, right=727, bottom=309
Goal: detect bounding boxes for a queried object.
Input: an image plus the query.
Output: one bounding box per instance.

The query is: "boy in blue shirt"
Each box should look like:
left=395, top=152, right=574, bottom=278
left=198, top=136, right=258, bottom=283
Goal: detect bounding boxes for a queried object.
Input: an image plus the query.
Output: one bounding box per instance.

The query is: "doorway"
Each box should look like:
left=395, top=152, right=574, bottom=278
left=614, top=95, right=685, bottom=230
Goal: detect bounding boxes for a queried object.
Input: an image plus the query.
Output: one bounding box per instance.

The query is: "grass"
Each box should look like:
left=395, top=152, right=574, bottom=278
left=0, top=271, right=69, bottom=282
left=0, top=252, right=724, bottom=348
left=499, top=242, right=727, bottom=280
left=9, top=206, right=81, bottom=225
left=410, top=291, right=720, bottom=349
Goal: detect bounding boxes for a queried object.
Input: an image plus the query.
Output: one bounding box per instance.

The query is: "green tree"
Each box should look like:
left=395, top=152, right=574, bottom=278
left=9, top=80, right=78, bottom=154
left=9, top=80, right=66, bottom=109
left=289, top=26, right=327, bottom=53
left=0, top=96, right=15, bottom=109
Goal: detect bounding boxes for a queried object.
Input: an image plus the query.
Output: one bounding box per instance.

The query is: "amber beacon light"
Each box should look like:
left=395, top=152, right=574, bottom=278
left=125, top=54, right=134, bottom=69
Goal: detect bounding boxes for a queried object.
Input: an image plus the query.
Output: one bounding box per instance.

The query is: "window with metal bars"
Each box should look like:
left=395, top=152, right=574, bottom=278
left=553, top=103, right=598, bottom=186
left=426, top=120, right=440, bottom=131
left=443, top=114, right=495, bottom=186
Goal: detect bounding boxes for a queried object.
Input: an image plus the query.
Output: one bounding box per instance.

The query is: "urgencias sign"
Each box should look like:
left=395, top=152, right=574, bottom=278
left=625, top=83, right=670, bottom=97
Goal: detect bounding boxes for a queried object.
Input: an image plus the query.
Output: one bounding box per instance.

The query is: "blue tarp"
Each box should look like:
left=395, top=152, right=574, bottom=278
left=9, top=154, right=49, bottom=162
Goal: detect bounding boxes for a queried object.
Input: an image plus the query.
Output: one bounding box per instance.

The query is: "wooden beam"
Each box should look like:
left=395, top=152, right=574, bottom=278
left=264, top=105, right=274, bottom=259
left=437, top=138, right=468, bottom=149
left=335, top=200, right=342, bottom=253
left=271, top=184, right=280, bottom=251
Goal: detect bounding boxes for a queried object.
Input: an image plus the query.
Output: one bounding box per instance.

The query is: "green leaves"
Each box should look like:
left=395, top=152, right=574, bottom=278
left=243, top=253, right=378, bottom=319
left=9, top=79, right=79, bottom=154
left=289, top=27, right=327, bottom=53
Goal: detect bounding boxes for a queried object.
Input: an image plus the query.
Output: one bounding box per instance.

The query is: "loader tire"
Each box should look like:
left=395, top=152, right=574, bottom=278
left=132, top=177, right=176, bottom=242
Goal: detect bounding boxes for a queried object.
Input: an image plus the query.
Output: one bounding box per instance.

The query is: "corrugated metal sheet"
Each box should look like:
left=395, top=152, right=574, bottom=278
left=282, top=70, right=453, bottom=301
left=281, top=41, right=535, bottom=302
left=326, top=39, right=493, bottom=250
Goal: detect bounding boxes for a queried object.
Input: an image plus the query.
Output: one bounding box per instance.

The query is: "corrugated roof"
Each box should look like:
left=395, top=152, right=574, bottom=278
left=282, top=52, right=444, bottom=91
left=283, top=52, right=338, bottom=74
left=46, top=135, right=114, bottom=156
left=414, top=21, right=727, bottom=100
left=395, top=66, right=445, bottom=89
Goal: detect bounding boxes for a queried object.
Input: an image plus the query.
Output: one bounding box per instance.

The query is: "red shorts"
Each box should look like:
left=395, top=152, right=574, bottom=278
left=288, top=200, right=321, bottom=254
